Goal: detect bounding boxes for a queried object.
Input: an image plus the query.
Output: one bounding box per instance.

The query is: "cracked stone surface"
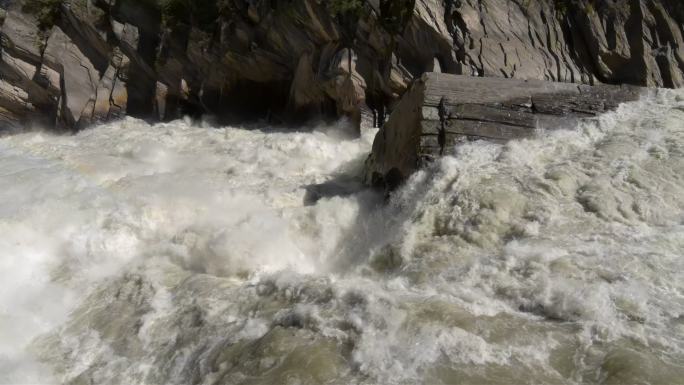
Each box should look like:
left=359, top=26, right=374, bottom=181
left=0, top=0, right=683, bottom=132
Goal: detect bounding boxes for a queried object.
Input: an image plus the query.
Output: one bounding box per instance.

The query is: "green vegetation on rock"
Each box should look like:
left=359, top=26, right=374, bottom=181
left=327, top=0, right=364, bottom=15
left=379, top=0, right=415, bottom=36
left=21, top=0, right=62, bottom=30
left=326, top=0, right=416, bottom=41
left=160, top=0, right=218, bottom=28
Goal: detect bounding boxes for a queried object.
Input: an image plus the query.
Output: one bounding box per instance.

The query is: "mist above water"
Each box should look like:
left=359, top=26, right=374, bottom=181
left=0, top=90, right=683, bottom=384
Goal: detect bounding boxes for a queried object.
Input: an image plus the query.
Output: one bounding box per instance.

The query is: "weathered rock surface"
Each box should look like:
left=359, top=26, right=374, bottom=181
left=364, top=72, right=647, bottom=188
left=0, top=0, right=682, bottom=132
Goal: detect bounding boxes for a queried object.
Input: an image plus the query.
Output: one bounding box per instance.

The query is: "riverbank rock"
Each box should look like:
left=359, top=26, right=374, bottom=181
left=0, top=0, right=683, bottom=132
left=364, top=73, right=647, bottom=188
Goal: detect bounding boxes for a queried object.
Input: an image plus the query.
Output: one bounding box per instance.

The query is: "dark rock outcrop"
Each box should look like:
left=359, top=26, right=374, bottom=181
left=0, top=0, right=683, bottom=132
left=364, top=72, right=647, bottom=188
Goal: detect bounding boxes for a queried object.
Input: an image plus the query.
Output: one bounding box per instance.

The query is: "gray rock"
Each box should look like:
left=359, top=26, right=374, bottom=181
left=43, top=26, right=99, bottom=127
left=112, top=20, right=139, bottom=51
left=289, top=50, right=324, bottom=114
left=0, top=79, right=32, bottom=117
left=93, top=49, right=129, bottom=122
left=323, top=48, right=368, bottom=129
left=1, top=0, right=683, bottom=131
left=0, top=10, right=43, bottom=63
left=2, top=50, right=36, bottom=81
left=154, top=82, right=168, bottom=121
left=364, top=73, right=647, bottom=188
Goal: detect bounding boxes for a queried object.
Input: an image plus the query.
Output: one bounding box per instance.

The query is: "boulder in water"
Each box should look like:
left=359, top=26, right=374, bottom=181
left=364, top=72, right=647, bottom=189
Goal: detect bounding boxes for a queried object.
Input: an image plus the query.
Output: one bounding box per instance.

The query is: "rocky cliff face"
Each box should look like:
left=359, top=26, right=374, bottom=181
left=1, top=0, right=683, bottom=132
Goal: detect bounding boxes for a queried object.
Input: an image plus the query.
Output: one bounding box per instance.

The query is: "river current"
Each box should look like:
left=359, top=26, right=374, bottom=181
left=1, top=90, right=683, bottom=384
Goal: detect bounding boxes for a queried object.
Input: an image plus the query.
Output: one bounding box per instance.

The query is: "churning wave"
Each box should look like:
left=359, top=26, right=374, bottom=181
left=0, top=90, right=683, bottom=384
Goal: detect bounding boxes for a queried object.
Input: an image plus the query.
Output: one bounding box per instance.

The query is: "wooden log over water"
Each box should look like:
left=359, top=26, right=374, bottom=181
left=364, top=73, right=646, bottom=188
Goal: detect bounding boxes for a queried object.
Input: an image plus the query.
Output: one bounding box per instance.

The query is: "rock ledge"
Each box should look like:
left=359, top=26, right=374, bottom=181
left=364, top=73, right=647, bottom=188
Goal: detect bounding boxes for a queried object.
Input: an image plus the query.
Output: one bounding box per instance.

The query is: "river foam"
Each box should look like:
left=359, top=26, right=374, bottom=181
left=0, top=90, right=683, bottom=384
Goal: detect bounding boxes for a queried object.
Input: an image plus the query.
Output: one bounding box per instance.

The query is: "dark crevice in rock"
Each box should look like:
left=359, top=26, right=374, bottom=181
left=112, top=0, right=161, bottom=119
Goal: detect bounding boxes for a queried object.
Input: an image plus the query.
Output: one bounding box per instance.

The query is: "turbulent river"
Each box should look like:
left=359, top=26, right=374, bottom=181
left=1, top=90, right=684, bottom=385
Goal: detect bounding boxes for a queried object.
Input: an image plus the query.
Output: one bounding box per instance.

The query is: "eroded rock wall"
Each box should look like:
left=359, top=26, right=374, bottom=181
left=0, top=0, right=683, bottom=132
left=442, top=0, right=684, bottom=87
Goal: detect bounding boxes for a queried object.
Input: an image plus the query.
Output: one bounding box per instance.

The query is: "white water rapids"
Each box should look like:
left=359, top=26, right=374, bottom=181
left=1, top=90, right=683, bottom=384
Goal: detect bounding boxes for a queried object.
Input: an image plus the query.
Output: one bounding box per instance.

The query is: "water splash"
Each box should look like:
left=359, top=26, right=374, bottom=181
left=1, top=91, right=683, bottom=384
